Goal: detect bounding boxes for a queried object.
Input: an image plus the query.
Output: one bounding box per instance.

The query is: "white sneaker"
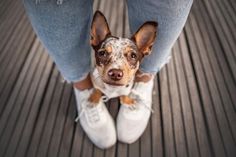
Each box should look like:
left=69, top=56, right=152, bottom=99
left=74, top=87, right=116, bottom=149
left=117, top=78, right=154, bottom=144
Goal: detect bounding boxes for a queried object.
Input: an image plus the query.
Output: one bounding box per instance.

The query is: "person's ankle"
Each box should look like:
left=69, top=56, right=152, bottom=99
left=135, top=70, right=154, bottom=83
left=73, top=73, right=93, bottom=90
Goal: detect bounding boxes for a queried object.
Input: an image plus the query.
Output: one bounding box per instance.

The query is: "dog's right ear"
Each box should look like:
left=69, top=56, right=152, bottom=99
left=91, top=11, right=111, bottom=47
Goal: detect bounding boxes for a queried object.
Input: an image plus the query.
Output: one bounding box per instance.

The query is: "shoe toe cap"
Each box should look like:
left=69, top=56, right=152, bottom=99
left=117, top=115, right=150, bottom=144
left=83, top=117, right=117, bottom=149
left=91, top=125, right=117, bottom=149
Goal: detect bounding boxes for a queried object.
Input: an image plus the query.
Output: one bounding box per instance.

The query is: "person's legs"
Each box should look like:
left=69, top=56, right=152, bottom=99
left=23, top=0, right=116, bottom=148
left=127, top=0, right=193, bottom=75
left=23, top=0, right=93, bottom=83
left=117, top=0, right=193, bottom=144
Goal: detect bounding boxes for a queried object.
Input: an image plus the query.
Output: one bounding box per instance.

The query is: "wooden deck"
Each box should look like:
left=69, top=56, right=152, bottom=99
left=0, top=0, right=236, bottom=156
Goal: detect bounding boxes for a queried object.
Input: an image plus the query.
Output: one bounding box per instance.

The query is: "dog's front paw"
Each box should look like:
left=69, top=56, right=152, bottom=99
left=119, top=95, right=136, bottom=105
left=88, top=88, right=103, bottom=105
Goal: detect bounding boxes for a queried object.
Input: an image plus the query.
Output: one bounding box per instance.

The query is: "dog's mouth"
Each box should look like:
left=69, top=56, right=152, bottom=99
left=103, top=81, right=125, bottom=86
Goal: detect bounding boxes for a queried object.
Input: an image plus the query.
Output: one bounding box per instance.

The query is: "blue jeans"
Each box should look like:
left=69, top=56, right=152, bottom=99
left=23, top=0, right=193, bottom=82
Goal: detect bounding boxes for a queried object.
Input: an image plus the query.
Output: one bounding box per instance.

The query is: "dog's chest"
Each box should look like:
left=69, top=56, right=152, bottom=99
left=91, top=68, right=133, bottom=99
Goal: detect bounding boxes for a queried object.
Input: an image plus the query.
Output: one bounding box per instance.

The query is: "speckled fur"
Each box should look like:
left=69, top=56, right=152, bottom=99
left=95, top=37, right=140, bottom=87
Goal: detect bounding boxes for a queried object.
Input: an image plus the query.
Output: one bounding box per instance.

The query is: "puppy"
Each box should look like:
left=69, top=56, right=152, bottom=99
left=89, top=11, right=157, bottom=105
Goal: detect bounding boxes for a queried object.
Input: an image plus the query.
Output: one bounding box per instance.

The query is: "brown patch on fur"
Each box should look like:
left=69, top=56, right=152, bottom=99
left=88, top=89, right=103, bottom=104
left=124, top=46, right=133, bottom=54
left=105, top=46, right=112, bottom=53
left=120, top=95, right=135, bottom=105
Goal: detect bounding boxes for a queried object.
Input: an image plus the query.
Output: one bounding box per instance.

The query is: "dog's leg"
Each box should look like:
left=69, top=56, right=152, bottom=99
left=88, top=89, right=103, bottom=105
left=120, top=95, right=135, bottom=105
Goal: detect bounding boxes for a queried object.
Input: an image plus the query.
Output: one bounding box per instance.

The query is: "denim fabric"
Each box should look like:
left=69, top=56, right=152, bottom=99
left=23, top=0, right=93, bottom=82
left=127, top=0, right=193, bottom=73
left=23, top=0, right=193, bottom=82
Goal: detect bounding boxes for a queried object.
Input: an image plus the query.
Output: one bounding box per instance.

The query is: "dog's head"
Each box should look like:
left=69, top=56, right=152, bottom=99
left=90, top=11, right=157, bottom=86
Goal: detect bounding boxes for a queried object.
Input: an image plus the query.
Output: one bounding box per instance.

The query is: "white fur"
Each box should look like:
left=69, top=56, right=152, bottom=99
left=91, top=68, right=133, bottom=99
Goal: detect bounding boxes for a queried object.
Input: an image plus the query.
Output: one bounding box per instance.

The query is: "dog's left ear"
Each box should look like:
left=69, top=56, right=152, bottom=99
left=131, top=21, right=158, bottom=56
left=91, top=11, right=111, bottom=47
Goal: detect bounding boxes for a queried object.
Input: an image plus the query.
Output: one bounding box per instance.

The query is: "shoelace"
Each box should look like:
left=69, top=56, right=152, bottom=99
left=75, top=95, right=109, bottom=122
left=126, top=89, right=154, bottom=113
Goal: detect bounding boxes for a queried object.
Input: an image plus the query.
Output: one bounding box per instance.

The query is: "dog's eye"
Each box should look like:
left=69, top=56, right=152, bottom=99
left=98, top=50, right=108, bottom=57
left=130, top=52, right=137, bottom=59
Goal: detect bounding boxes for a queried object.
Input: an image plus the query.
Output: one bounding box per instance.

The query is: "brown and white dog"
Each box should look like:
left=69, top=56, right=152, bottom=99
left=88, top=11, right=157, bottom=105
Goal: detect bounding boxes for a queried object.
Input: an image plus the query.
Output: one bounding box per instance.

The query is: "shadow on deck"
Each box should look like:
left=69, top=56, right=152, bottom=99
left=0, top=0, right=235, bottom=157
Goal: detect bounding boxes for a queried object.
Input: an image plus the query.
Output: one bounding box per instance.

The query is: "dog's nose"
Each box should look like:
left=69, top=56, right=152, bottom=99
left=108, top=69, right=123, bottom=81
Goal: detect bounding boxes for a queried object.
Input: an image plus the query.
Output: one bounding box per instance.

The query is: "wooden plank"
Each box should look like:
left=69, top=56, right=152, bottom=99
left=176, top=34, right=212, bottom=157
left=0, top=17, right=33, bottom=95
left=123, top=2, right=130, bottom=38
left=15, top=57, right=52, bottom=157
left=113, top=0, right=123, bottom=37
left=0, top=1, right=25, bottom=52
left=0, top=0, right=24, bottom=47
left=0, top=31, right=35, bottom=115
left=167, top=50, right=191, bottom=157
left=159, top=67, right=176, bottom=157
left=151, top=77, right=164, bottom=157
left=192, top=2, right=236, bottom=139
left=207, top=0, right=236, bottom=53
left=47, top=83, right=72, bottom=157
left=0, top=0, right=17, bottom=22
left=4, top=50, right=51, bottom=157
left=140, top=121, right=152, bottom=157
left=214, top=0, right=236, bottom=39
left=58, top=90, right=77, bottom=157
left=0, top=44, right=44, bottom=157
left=0, top=38, right=39, bottom=118
left=3, top=49, right=48, bottom=157
left=193, top=1, right=236, bottom=110
left=0, top=19, right=33, bottom=79
left=0, top=0, right=23, bottom=29
left=221, top=0, right=236, bottom=27
left=128, top=140, right=140, bottom=157
left=200, top=0, right=236, bottom=80
left=0, top=11, right=27, bottom=60
left=93, top=146, right=105, bottom=157
left=184, top=16, right=227, bottom=157
left=25, top=66, right=59, bottom=157
left=188, top=12, right=236, bottom=156
left=116, top=143, right=128, bottom=157
left=80, top=135, right=93, bottom=157
left=0, top=22, right=36, bottom=115
left=0, top=14, right=29, bottom=78
left=35, top=75, right=65, bottom=157
left=93, top=0, right=100, bottom=11
left=228, top=0, right=236, bottom=12
left=70, top=111, right=85, bottom=157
